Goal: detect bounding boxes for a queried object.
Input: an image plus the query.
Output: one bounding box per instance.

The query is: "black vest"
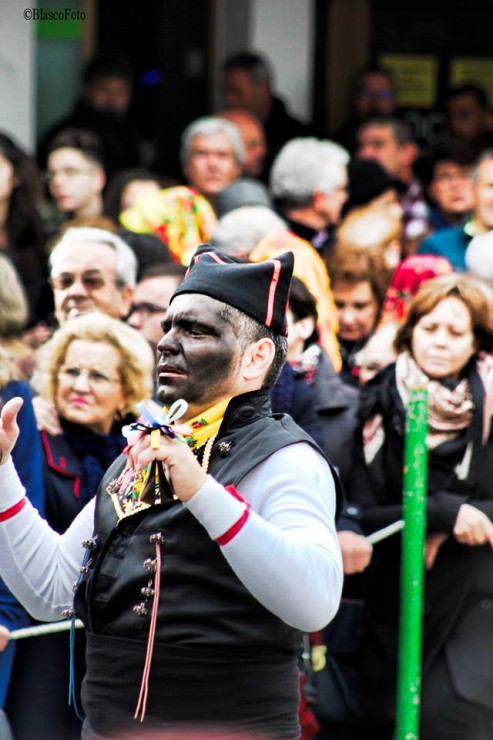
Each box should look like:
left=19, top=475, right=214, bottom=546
left=74, top=390, right=341, bottom=735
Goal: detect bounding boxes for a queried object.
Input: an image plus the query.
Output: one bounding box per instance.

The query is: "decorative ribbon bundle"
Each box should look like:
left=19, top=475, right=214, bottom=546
left=112, top=399, right=192, bottom=512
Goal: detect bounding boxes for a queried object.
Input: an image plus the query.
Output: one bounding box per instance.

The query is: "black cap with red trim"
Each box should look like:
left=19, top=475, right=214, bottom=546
left=170, top=244, right=294, bottom=335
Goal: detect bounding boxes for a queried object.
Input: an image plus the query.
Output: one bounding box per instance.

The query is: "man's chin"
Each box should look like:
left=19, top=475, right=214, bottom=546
left=156, top=386, right=181, bottom=406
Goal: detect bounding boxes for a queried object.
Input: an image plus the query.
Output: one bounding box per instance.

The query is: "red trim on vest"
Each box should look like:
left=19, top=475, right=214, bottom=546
left=214, top=485, right=251, bottom=546
left=265, top=259, right=281, bottom=328
left=0, top=497, right=26, bottom=522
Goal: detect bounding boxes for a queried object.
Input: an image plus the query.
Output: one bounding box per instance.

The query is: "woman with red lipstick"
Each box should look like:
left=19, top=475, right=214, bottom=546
left=346, top=273, right=493, bottom=740
left=5, top=313, right=153, bottom=740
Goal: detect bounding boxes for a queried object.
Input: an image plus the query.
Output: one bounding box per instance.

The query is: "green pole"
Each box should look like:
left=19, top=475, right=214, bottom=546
left=396, top=387, right=429, bottom=740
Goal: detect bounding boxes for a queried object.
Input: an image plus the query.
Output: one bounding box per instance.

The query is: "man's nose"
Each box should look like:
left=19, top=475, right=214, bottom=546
left=157, top=329, right=180, bottom=354
left=127, top=313, right=142, bottom=331
left=66, top=277, right=90, bottom=296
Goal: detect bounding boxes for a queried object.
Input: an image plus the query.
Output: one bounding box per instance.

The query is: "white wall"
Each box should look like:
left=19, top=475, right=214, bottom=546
left=250, top=0, right=314, bottom=123
left=0, top=2, right=35, bottom=150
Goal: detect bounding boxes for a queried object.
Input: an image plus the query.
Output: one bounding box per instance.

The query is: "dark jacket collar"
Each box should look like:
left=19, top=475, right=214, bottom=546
left=219, top=389, right=272, bottom=435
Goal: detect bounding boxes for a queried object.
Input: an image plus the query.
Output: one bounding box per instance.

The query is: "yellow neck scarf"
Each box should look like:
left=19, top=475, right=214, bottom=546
left=186, top=397, right=232, bottom=450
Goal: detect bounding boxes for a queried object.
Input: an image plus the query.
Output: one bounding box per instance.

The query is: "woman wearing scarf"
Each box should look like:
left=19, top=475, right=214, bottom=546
left=346, top=273, right=493, bottom=740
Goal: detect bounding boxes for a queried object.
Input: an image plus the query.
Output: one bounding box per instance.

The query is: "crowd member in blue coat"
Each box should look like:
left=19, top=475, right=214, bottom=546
left=0, top=362, right=44, bottom=708
left=417, top=148, right=493, bottom=270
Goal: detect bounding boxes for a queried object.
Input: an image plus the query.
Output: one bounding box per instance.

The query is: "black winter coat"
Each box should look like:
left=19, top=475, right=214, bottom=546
left=346, top=359, right=493, bottom=719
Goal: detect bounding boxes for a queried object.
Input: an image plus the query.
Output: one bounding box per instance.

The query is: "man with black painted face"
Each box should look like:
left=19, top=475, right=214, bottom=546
left=0, top=245, right=343, bottom=739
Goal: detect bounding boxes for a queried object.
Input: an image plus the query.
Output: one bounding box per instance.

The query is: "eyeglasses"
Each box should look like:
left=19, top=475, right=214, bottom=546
left=49, top=273, right=121, bottom=291
left=44, top=167, right=96, bottom=183
left=58, top=367, right=121, bottom=386
left=128, top=302, right=168, bottom=316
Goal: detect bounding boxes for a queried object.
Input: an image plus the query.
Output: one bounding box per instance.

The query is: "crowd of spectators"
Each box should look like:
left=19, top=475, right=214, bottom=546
left=1, top=47, right=493, bottom=740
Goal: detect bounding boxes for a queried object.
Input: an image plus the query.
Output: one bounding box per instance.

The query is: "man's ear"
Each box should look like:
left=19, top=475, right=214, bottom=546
left=118, top=285, right=134, bottom=318
left=312, top=190, right=327, bottom=213
left=242, top=337, right=276, bottom=383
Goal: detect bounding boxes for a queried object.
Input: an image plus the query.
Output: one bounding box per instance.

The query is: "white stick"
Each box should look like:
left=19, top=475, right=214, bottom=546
left=9, top=619, right=84, bottom=641
left=367, top=520, right=404, bottom=545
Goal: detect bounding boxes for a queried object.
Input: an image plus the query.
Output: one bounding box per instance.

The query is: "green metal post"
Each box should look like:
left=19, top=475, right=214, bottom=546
left=396, top=387, right=429, bottom=740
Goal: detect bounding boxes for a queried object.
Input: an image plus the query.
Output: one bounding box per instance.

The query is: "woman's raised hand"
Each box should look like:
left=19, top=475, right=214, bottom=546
left=0, top=397, right=23, bottom=466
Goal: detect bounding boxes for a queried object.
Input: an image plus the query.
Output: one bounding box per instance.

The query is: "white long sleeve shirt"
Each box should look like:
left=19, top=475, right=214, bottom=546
left=0, top=442, right=342, bottom=632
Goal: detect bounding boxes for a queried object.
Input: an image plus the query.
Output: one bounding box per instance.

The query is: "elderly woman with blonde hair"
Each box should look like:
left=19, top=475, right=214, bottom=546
left=5, top=313, right=154, bottom=740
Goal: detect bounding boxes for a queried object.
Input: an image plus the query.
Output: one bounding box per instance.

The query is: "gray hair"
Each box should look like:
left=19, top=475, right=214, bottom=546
left=49, top=227, right=137, bottom=288
left=270, top=137, right=349, bottom=208
left=211, top=206, right=287, bottom=256
left=180, top=116, right=245, bottom=167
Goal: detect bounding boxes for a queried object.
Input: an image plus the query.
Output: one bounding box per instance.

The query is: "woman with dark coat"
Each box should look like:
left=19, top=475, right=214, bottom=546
left=347, top=273, right=493, bottom=740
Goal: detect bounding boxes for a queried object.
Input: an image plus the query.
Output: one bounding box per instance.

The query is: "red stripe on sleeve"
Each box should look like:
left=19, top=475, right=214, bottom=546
left=215, top=507, right=250, bottom=546
left=0, top=497, right=27, bottom=522
left=215, top=485, right=251, bottom=545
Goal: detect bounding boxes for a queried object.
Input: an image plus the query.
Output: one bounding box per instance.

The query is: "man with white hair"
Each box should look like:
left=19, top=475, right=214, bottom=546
left=49, top=227, right=137, bottom=325
left=270, top=137, right=349, bottom=256
left=180, top=116, right=244, bottom=207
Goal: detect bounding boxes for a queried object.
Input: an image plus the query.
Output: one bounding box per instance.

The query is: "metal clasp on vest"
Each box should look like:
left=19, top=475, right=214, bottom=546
left=79, top=561, right=92, bottom=575
left=62, top=608, right=75, bottom=619
left=82, top=537, right=98, bottom=550
left=133, top=602, right=149, bottom=617
left=217, top=441, right=235, bottom=457
left=149, top=532, right=164, bottom=545
left=141, top=585, right=155, bottom=598
left=143, top=557, right=157, bottom=573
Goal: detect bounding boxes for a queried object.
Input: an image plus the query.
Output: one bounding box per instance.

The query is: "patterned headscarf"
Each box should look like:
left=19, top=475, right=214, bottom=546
left=120, top=186, right=217, bottom=265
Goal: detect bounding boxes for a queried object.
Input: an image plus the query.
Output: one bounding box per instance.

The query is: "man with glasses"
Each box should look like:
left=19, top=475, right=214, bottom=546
left=48, top=226, right=136, bottom=326
left=127, top=263, right=186, bottom=352
left=44, top=128, right=106, bottom=227
left=34, top=227, right=138, bottom=437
